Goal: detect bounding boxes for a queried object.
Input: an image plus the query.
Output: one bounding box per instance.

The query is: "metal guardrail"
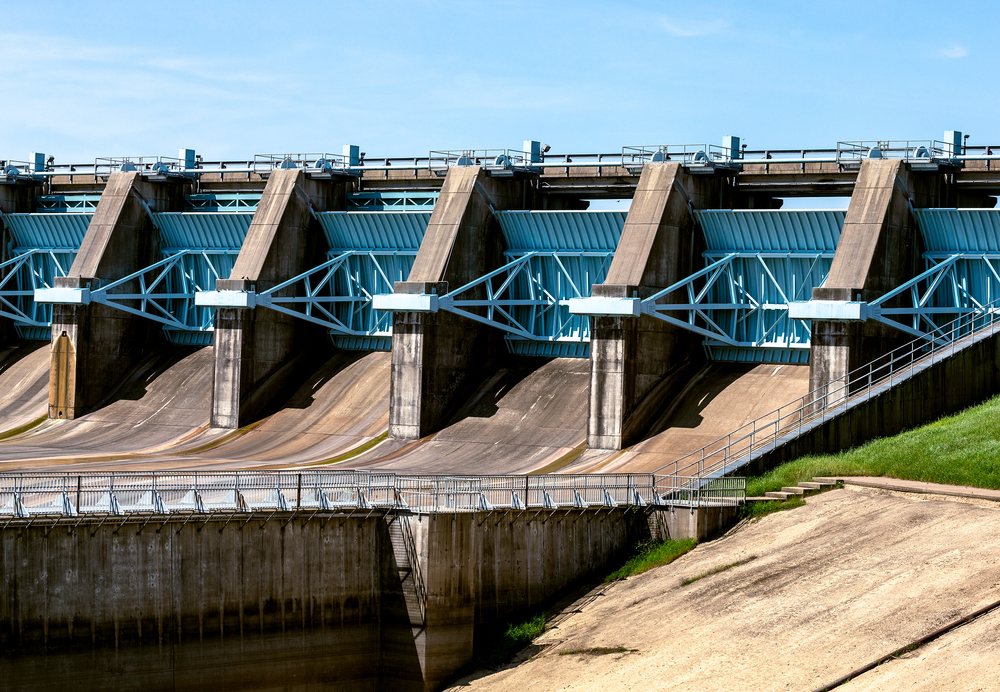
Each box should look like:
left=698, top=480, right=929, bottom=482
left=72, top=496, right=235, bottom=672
left=0, top=470, right=737, bottom=519
left=9, top=143, right=999, bottom=181
left=655, top=298, right=1000, bottom=483
left=654, top=476, right=746, bottom=508
left=427, top=149, right=539, bottom=176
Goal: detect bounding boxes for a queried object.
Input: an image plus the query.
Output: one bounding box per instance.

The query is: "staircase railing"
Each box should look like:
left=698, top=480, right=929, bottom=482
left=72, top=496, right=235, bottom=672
left=655, top=299, right=1000, bottom=486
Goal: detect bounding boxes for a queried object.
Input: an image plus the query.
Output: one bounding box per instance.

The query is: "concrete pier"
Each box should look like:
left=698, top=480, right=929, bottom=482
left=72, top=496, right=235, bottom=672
left=48, top=172, right=188, bottom=419
left=210, top=169, right=346, bottom=428
left=808, top=160, right=944, bottom=398
left=389, top=167, right=535, bottom=439
left=587, top=163, right=727, bottom=450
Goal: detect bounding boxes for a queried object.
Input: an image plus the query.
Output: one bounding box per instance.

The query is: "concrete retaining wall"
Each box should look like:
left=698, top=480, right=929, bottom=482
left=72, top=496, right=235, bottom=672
left=1, top=507, right=650, bottom=692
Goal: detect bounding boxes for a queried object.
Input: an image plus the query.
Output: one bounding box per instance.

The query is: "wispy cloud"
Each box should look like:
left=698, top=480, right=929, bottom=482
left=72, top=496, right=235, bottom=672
left=657, top=16, right=728, bottom=37
left=940, top=45, right=968, bottom=58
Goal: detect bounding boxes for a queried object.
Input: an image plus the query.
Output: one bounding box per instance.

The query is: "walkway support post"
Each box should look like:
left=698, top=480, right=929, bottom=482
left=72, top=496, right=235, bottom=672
left=587, top=162, right=728, bottom=450
left=48, top=172, right=189, bottom=419
left=210, top=169, right=347, bottom=429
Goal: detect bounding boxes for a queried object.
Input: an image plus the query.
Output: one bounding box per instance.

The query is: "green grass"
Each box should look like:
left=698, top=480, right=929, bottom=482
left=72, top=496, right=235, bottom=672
left=604, top=538, right=698, bottom=582
left=681, top=555, right=758, bottom=586
left=741, top=497, right=807, bottom=519
left=746, top=394, right=1000, bottom=497
left=482, top=613, right=546, bottom=667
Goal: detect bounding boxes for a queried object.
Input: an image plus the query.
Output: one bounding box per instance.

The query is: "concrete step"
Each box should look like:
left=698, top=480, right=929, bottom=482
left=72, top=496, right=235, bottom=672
left=812, top=477, right=840, bottom=485
left=746, top=496, right=774, bottom=502
left=765, top=491, right=795, bottom=500
left=798, top=482, right=824, bottom=489
left=781, top=486, right=809, bottom=495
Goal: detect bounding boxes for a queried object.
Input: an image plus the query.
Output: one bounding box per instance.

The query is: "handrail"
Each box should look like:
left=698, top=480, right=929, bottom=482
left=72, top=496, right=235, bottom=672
left=655, top=298, right=1000, bottom=483
left=11, top=144, right=1000, bottom=179
left=0, top=470, right=733, bottom=518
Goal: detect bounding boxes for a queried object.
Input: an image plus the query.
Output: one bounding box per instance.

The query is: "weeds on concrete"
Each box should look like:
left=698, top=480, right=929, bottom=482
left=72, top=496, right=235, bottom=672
left=681, top=555, right=758, bottom=586
left=0, top=415, right=46, bottom=441
left=746, top=394, right=1000, bottom=497
left=604, top=538, right=697, bottom=583
left=312, top=431, right=389, bottom=466
left=481, top=613, right=546, bottom=667
left=558, top=647, right=638, bottom=656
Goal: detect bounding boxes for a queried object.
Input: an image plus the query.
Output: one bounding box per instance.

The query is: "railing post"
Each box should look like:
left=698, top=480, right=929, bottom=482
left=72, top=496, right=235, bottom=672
left=76, top=475, right=82, bottom=514
left=296, top=473, right=302, bottom=509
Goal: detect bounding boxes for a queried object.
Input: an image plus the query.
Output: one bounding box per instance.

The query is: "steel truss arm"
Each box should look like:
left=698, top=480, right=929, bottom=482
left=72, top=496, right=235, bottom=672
left=864, top=254, right=992, bottom=344
left=36, top=250, right=238, bottom=332
left=633, top=252, right=831, bottom=350
left=0, top=249, right=74, bottom=326
left=254, top=249, right=416, bottom=335
left=435, top=251, right=614, bottom=341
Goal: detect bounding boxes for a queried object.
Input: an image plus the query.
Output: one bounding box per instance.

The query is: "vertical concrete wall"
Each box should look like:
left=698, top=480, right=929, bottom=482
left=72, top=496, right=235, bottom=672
left=0, top=183, right=40, bottom=344
left=389, top=167, right=534, bottom=439
left=1, top=513, right=385, bottom=692
left=49, top=172, right=189, bottom=419
left=588, top=163, right=728, bottom=449
left=211, top=169, right=346, bottom=428
left=1, top=506, right=650, bottom=692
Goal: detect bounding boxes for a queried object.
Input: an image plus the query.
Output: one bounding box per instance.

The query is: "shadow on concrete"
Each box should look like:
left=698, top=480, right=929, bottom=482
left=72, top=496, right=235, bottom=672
left=249, top=349, right=369, bottom=421
left=444, top=356, right=554, bottom=426
left=0, top=340, right=48, bottom=379
left=633, top=363, right=758, bottom=445
left=91, top=344, right=205, bottom=407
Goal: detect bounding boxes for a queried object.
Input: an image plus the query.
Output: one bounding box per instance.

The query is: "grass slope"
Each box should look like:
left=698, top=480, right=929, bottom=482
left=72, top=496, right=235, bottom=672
left=747, top=394, right=1000, bottom=497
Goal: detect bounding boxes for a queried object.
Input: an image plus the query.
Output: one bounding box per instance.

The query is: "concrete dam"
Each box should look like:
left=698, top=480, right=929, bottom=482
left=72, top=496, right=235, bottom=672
left=3, top=136, right=1000, bottom=689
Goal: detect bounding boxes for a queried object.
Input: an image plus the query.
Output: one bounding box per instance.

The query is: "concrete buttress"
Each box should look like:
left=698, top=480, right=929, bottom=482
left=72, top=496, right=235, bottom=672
left=587, top=162, right=726, bottom=450
left=210, top=168, right=346, bottom=428
left=389, top=166, right=534, bottom=439
left=808, top=159, right=946, bottom=398
left=48, top=171, right=188, bottom=419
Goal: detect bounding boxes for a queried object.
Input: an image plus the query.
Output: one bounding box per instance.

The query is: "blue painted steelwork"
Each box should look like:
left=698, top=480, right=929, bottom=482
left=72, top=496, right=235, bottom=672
left=641, top=210, right=845, bottom=363
left=866, top=209, right=1000, bottom=342
left=1, top=209, right=248, bottom=343
left=185, top=193, right=260, bottom=211
left=437, top=211, right=625, bottom=358
left=74, top=213, right=249, bottom=345
left=348, top=191, right=438, bottom=210
left=252, top=212, right=428, bottom=350
left=153, top=212, right=251, bottom=344
left=35, top=194, right=102, bottom=213
left=0, top=213, right=89, bottom=339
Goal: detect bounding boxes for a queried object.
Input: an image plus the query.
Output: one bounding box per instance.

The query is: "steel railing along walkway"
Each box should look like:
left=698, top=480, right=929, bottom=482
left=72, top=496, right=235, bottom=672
left=655, top=298, right=1000, bottom=489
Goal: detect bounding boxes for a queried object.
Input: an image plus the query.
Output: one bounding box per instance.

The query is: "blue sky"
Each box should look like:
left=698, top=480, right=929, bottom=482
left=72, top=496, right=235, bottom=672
left=2, top=1, right=996, bottom=164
